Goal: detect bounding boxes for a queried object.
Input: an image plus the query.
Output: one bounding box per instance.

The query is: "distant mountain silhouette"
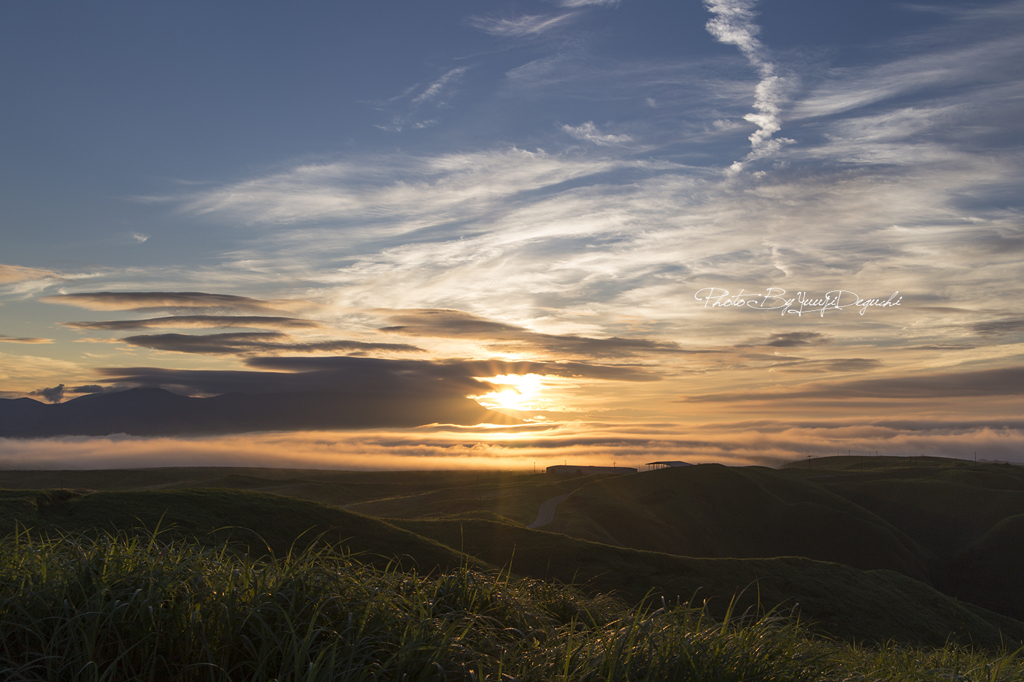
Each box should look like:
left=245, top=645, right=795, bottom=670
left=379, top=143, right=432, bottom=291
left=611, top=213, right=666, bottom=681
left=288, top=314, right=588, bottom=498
left=0, top=387, right=517, bottom=437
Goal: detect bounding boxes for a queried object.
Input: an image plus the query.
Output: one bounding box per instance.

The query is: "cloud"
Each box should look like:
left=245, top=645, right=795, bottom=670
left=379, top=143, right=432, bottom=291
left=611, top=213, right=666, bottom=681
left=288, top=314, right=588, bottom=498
left=741, top=332, right=832, bottom=348
left=30, top=384, right=65, bottom=404
left=64, top=315, right=324, bottom=331
left=790, top=34, right=1024, bottom=121
left=468, top=13, right=577, bottom=37
left=245, top=356, right=660, bottom=384
left=0, top=358, right=519, bottom=435
left=180, top=149, right=629, bottom=229
left=767, top=358, right=883, bottom=374
left=970, top=317, right=1024, bottom=336
left=411, top=67, right=468, bottom=106
left=120, top=332, right=423, bottom=356
left=683, top=366, right=1024, bottom=402
left=379, top=309, right=697, bottom=358
left=0, top=264, right=59, bottom=284
left=558, top=0, right=619, bottom=6
left=703, top=0, right=793, bottom=170
left=561, top=122, right=633, bottom=146
left=436, top=358, right=661, bottom=383
left=2, top=388, right=517, bottom=438
left=0, top=335, right=53, bottom=344
left=3, top=418, right=1021, bottom=471
left=0, top=352, right=84, bottom=395
left=70, top=384, right=113, bottom=394
left=371, top=67, right=470, bottom=132
left=41, top=291, right=312, bottom=315
left=174, top=143, right=1018, bottom=369
left=131, top=233, right=149, bottom=243
left=91, top=355, right=659, bottom=403
left=97, top=357, right=495, bottom=397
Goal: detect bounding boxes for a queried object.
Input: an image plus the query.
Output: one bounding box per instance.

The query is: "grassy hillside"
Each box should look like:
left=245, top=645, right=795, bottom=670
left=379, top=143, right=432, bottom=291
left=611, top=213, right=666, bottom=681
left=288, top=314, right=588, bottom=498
left=548, top=464, right=933, bottom=580
left=0, top=468, right=589, bottom=525
left=0, top=488, right=477, bottom=572
left=811, top=462, right=1024, bottom=560
left=7, top=530, right=1024, bottom=681
left=7, top=458, right=1024, bottom=647
left=4, top=486, right=1022, bottom=649
left=952, top=513, right=1024, bottom=618
left=538, top=458, right=1024, bottom=622
left=395, top=517, right=1024, bottom=650
left=343, top=474, right=602, bottom=524
left=801, top=459, right=1024, bottom=619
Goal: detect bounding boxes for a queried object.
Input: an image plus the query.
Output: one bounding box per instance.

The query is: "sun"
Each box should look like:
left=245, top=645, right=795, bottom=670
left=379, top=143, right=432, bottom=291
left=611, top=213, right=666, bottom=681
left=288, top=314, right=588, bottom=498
left=476, top=374, right=544, bottom=411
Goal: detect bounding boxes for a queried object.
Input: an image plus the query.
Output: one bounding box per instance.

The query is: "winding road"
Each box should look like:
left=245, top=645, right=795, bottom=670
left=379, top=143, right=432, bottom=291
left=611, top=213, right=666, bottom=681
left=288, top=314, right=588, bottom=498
left=527, top=493, right=570, bottom=529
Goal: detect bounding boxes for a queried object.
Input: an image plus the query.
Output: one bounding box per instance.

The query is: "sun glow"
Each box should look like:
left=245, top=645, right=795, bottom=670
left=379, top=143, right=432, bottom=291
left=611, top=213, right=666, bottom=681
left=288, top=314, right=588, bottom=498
left=475, top=374, right=544, bottom=411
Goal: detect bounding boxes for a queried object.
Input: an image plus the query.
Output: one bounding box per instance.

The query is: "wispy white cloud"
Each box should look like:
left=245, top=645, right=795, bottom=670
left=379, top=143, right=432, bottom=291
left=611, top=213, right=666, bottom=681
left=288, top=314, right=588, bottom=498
left=182, top=148, right=635, bottom=230
left=703, top=0, right=793, bottom=171
left=0, top=264, right=59, bottom=284
left=370, top=67, right=470, bottom=132
left=411, top=67, right=468, bottom=106
left=790, top=35, right=1024, bottom=121
left=558, top=0, right=619, bottom=6
left=0, top=264, right=65, bottom=300
left=183, top=141, right=1020, bottom=350
left=469, top=13, right=578, bottom=38
left=561, top=122, right=632, bottom=146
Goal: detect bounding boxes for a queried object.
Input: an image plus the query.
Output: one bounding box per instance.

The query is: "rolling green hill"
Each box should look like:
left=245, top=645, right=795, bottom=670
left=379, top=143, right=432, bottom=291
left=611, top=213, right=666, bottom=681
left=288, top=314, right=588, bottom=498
left=0, top=488, right=477, bottom=572
left=0, top=467, right=585, bottom=525
left=7, top=457, right=1024, bottom=647
left=539, top=458, right=1024, bottom=622
left=812, top=462, right=1024, bottom=560
left=393, top=516, right=1024, bottom=649
left=803, top=459, right=1024, bottom=619
left=951, top=513, right=1024, bottom=618
left=547, top=464, right=933, bottom=580
left=3, top=486, right=1022, bottom=649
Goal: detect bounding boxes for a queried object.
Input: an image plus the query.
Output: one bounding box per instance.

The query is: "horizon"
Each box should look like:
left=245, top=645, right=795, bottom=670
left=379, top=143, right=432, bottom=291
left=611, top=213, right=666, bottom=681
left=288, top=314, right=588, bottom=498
left=0, top=451, right=1010, bottom=473
left=1, top=0, right=1022, bottom=470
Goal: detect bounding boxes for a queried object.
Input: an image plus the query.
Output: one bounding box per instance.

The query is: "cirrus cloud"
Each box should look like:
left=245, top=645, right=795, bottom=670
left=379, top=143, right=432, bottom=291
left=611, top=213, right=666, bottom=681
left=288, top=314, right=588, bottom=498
left=41, top=291, right=314, bottom=315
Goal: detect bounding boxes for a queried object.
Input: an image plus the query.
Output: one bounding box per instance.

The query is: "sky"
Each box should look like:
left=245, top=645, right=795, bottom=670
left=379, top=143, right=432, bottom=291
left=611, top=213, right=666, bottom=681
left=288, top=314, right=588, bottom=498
left=1, top=0, right=1022, bottom=470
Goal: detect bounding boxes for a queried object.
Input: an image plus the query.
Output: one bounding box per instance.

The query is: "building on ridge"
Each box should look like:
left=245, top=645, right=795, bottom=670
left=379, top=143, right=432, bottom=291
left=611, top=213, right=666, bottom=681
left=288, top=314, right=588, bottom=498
left=644, top=460, right=692, bottom=471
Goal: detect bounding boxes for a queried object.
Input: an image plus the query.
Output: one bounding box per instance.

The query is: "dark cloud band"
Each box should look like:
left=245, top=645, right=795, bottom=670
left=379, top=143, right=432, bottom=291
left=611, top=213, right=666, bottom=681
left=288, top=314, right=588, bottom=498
left=121, top=332, right=422, bottom=356
left=682, top=366, right=1024, bottom=402
left=65, top=316, right=323, bottom=331
left=380, top=308, right=700, bottom=358
left=41, top=291, right=310, bottom=314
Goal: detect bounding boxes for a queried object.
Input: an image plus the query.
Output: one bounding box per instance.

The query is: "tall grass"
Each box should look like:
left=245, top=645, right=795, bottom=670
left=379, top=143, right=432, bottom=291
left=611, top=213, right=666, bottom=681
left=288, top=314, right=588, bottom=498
left=0, top=528, right=1021, bottom=681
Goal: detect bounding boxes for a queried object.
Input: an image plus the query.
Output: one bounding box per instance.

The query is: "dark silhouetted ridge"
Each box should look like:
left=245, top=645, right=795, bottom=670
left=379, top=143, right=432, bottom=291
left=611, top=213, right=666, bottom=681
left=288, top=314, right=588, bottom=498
left=0, top=387, right=516, bottom=437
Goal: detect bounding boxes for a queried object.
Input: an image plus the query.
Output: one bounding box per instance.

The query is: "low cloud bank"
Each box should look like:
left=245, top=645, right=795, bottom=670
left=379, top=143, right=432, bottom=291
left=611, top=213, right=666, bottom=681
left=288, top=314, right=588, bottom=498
left=0, top=419, right=1019, bottom=471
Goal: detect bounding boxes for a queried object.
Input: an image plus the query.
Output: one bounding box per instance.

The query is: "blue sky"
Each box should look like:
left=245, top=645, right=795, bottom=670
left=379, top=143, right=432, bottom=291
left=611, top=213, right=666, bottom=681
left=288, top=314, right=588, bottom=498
left=1, top=0, right=1022, bottom=469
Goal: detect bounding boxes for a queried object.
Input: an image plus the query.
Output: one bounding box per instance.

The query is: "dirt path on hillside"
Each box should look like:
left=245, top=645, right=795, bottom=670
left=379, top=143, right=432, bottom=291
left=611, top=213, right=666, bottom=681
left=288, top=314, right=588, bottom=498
left=528, top=493, right=570, bottom=529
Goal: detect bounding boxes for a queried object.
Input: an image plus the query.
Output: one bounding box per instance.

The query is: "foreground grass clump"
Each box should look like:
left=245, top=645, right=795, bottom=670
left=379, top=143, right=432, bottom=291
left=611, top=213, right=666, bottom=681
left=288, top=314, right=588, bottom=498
left=0, top=531, right=1021, bottom=682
